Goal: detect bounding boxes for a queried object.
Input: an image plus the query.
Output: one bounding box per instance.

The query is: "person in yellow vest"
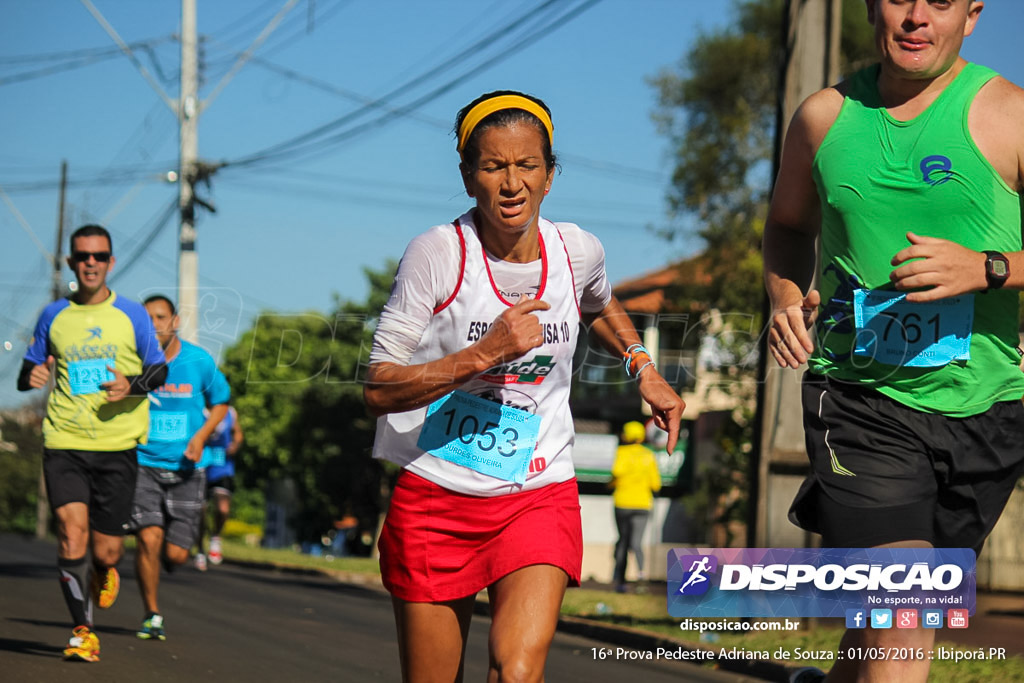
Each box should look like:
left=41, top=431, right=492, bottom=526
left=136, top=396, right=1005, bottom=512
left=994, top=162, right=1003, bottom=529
left=609, top=421, right=661, bottom=593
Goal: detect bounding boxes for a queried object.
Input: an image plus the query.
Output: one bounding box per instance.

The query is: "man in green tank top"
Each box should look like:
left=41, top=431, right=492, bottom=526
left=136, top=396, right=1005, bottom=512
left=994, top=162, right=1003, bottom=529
left=763, top=1, right=1024, bottom=681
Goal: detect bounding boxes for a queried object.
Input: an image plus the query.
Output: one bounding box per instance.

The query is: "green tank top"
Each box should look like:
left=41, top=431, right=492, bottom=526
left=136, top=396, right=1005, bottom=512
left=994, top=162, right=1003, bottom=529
left=810, top=62, right=1024, bottom=417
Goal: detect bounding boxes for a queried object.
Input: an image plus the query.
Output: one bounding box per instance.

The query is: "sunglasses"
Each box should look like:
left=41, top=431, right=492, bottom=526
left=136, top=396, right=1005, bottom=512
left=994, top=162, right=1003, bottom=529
left=71, top=251, right=112, bottom=263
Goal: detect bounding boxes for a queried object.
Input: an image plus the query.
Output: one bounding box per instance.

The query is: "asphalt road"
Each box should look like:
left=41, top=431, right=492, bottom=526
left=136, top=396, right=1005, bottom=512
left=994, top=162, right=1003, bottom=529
left=0, top=534, right=757, bottom=682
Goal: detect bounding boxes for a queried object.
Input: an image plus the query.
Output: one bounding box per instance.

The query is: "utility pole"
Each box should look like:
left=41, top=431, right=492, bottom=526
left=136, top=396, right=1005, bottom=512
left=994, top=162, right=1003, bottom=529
left=178, top=0, right=200, bottom=343
left=751, top=0, right=841, bottom=548
left=83, top=0, right=299, bottom=342
left=36, top=160, right=68, bottom=539
left=52, top=161, right=68, bottom=302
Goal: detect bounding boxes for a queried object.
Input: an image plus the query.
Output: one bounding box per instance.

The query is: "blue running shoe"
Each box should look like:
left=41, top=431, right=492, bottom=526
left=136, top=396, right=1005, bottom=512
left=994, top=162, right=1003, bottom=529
left=137, top=613, right=166, bottom=641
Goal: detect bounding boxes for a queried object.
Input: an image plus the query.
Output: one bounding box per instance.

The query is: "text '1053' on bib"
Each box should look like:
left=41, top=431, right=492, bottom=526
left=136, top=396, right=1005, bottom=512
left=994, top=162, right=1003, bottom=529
left=417, top=390, right=542, bottom=485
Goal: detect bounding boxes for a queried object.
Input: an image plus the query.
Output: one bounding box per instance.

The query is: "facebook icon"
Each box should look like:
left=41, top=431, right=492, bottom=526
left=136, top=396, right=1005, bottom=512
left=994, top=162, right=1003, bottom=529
left=845, top=609, right=866, bottom=629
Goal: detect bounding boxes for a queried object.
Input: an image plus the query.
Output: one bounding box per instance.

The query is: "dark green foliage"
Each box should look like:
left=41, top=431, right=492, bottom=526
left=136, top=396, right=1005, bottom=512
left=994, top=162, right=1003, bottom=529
left=0, top=414, right=44, bottom=534
left=230, top=487, right=266, bottom=527
left=649, top=0, right=876, bottom=325
left=221, top=263, right=398, bottom=543
left=649, top=0, right=876, bottom=540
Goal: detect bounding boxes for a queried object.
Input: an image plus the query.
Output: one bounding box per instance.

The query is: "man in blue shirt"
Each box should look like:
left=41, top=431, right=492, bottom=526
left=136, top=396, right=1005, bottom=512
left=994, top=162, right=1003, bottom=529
left=196, top=405, right=243, bottom=569
left=128, top=295, right=230, bottom=641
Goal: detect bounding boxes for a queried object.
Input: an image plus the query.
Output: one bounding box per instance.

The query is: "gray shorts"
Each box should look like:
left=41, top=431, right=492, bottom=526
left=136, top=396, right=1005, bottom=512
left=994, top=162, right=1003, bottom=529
left=128, top=466, right=206, bottom=550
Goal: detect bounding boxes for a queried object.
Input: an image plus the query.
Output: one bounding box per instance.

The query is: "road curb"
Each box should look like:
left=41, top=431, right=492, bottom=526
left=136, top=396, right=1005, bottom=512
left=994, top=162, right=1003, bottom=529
left=223, top=557, right=386, bottom=590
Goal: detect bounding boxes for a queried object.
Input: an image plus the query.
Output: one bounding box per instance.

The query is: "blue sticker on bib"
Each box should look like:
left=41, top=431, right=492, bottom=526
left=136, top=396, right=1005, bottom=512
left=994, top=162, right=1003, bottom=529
left=67, top=358, right=114, bottom=395
left=150, top=412, right=189, bottom=442
left=417, top=390, right=542, bottom=485
left=853, top=289, right=972, bottom=367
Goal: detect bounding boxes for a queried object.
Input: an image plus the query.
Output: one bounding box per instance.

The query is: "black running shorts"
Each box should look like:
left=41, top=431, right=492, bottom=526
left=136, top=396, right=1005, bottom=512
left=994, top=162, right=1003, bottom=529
left=43, top=448, right=138, bottom=536
left=207, top=475, right=235, bottom=497
left=790, top=374, right=1024, bottom=553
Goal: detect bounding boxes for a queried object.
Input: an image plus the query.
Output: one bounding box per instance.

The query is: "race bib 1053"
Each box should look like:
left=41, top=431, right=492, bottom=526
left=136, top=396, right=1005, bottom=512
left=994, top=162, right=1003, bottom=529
left=417, top=390, right=541, bottom=485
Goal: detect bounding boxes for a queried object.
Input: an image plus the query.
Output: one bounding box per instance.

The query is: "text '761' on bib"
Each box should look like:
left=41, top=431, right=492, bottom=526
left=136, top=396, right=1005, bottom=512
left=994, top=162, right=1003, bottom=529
left=853, top=289, right=972, bottom=367
left=417, top=390, right=542, bottom=485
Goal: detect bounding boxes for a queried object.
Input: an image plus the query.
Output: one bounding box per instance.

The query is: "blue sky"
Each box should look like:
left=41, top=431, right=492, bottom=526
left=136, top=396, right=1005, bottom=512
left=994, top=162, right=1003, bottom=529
left=2, top=0, right=1022, bottom=409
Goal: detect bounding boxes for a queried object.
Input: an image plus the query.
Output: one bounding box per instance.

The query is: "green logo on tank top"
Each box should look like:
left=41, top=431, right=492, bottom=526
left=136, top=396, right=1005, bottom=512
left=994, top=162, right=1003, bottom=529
left=481, top=355, right=556, bottom=385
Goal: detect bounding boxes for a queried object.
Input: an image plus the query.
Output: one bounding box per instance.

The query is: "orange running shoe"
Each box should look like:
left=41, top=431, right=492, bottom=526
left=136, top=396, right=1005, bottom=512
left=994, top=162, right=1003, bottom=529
left=92, top=567, right=120, bottom=609
left=63, top=625, right=100, bottom=662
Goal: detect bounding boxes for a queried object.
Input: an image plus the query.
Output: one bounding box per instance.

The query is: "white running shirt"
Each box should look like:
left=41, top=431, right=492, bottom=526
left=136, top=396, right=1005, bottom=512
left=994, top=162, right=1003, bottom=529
left=370, top=210, right=612, bottom=496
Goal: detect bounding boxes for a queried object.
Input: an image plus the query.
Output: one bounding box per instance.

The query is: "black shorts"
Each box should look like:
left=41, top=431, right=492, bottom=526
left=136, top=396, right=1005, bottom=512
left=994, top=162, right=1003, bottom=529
left=790, top=374, right=1024, bottom=553
left=43, top=448, right=138, bottom=536
left=207, top=475, right=235, bottom=497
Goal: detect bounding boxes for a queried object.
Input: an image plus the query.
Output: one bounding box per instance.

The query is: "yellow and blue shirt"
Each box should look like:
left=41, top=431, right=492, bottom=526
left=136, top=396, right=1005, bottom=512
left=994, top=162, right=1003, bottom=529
left=25, top=292, right=165, bottom=451
left=138, top=340, right=230, bottom=471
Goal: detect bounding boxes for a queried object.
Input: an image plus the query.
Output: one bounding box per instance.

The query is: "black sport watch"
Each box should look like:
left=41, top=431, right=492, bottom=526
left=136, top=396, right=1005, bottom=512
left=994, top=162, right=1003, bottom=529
left=983, top=250, right=1010, bottom=292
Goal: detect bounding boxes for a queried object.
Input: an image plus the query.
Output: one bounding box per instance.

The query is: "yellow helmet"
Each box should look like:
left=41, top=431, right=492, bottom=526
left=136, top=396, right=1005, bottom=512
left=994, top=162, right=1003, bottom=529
left=621, top=421, right=646, bottom=444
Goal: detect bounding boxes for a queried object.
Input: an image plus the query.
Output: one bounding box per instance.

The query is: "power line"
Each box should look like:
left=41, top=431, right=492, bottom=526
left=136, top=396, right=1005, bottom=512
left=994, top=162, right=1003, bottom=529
left=233, top=53, right=668, bottom=187
left=222, top=177, right=459, bottom=214
left=0, top=37, right=173, bottom=65
left=202, top=0, right=305, bottom=112
left=223, top=0, right=570, bottom=167
left=234, top=165, right=664, bottom=215
left=203, top=0, right=351, bottom=65
left=0, top=51, right=121, bottom=86
left=296, top=1, right=602, bottom=159
left=0, top=185, right=51, bottom=260
left=556, top=153, right=667, bottom=184
left=0, top=165, right=173, bottom=193
left=240, top=0, right=352, bottom=59
left=108, top=195, right=179, bottom=284
left=205, top=0, right=281, bottom=45
left=226, top=52, right=452, bottom=129
left=92, top=99, right=177, bottom=215
left=382, top=0, right=514, bottom=89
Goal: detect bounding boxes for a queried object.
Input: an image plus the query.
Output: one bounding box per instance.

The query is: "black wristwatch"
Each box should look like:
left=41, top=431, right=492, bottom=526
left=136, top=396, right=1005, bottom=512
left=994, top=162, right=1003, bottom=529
left=983, top=250, right=1010, bottom=292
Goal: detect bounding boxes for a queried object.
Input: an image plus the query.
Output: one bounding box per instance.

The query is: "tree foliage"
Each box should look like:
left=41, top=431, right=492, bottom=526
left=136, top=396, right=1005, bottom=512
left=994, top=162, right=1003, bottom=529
left=649, top=0, right=875, bottom=322
left=648, top=0, right=876, bottom=541
left=0, top=412, right=44, bottom=534
left=220, top=263, right=397, bottom=544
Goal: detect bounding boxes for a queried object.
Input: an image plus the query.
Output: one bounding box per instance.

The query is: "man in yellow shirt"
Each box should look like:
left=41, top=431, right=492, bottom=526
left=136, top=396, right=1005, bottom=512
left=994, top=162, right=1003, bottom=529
left=610, top=421, right=661, bottom=593
left=18, top=225, right=167, bottom=662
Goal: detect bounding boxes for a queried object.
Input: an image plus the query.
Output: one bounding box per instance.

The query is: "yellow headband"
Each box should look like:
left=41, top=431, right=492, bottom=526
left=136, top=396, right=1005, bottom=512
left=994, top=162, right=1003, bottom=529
left=457, top=95, right=554, bottom=154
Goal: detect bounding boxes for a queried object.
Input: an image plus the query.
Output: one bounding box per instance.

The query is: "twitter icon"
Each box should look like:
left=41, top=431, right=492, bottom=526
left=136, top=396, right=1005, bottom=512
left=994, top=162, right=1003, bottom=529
left=871, top=609, right=892, bottom=629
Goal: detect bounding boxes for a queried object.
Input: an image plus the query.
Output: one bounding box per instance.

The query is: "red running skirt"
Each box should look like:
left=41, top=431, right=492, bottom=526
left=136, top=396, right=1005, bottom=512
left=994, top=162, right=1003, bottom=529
left=378, top=471, right=582, bottom=602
